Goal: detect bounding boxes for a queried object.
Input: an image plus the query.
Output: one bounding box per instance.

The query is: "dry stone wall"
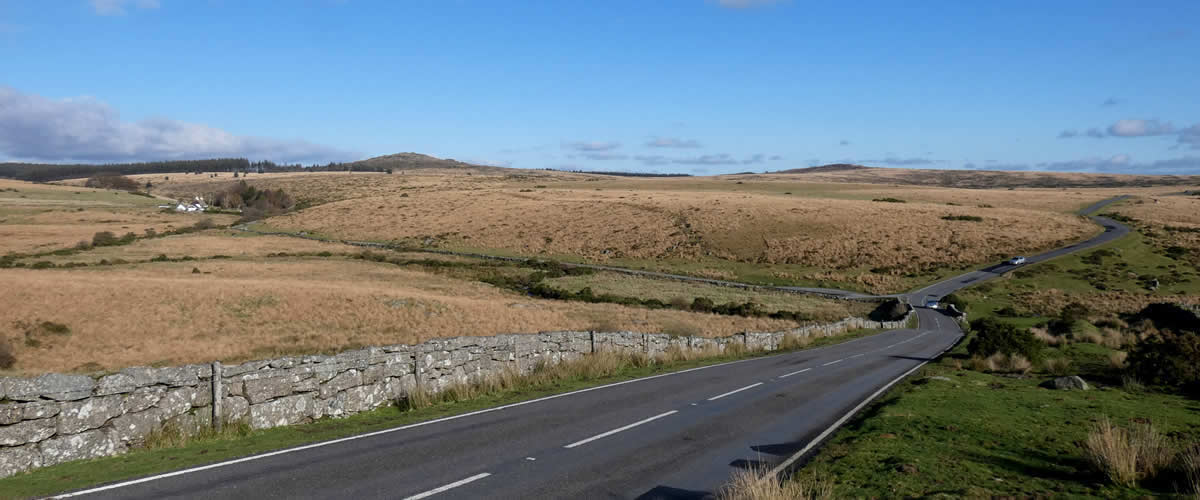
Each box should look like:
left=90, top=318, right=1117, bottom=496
left=0, top=313, right=910, bottom=479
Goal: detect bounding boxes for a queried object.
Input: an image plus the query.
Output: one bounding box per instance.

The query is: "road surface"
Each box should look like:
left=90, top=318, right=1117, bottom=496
left=62, top=197, right=1131, bottom=499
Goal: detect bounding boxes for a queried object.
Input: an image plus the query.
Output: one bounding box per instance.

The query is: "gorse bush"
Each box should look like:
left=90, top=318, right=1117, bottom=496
left=967, top=317, right=1043, bottom=361
left=84, top=173, right=140, bottom=191
left=942, top=214, right=984, bottom=222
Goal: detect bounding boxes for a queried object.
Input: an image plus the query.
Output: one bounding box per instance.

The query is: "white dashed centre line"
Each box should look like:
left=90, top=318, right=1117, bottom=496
left=563, top=410, right=679, bottom=449
left=822, top=359, right=843, bottom=366
left=403, top=473, right=492, bottom=500
left=850, top=354, right=864, bottom=359
left=707, top=382, right=764, bottom=401
left=778, top=367, right=811, bottom=378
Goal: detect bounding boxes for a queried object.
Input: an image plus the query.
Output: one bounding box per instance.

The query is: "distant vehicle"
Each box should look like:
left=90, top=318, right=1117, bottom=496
left=1008, top=256, right=1027, bottom=265
left=925, top=300, right=940, bottom=309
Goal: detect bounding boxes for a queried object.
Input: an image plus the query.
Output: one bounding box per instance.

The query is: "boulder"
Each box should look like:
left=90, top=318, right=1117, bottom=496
left=57, top=395, right=124, bottom=434
left=1044, top=376, right=1089, bottom=391
left=1, top=374, right=95, bottom=402
left=0, top=418, right=56, bottom=446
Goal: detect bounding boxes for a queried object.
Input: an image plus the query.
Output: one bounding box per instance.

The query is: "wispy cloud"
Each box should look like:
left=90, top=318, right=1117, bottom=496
left=1179, top=124, right=1200, bottom=150
left=90, top=0, right=160, bottom=15
left=1059, top=119, right=1183, bottom=139
left=645, top=137, right=701, bottom=149
left=632, top=153, right=775, bottom=166
left=563, top=141, right=620, bottom=152
left=1036, top=154, right=1200, bottom=174
left=0, top=86, right=355, bottom=163
left=875, top=157, right=937, bottom=166
left=838, top=139, right=850, bottom=146
left=577, top=152, right=628, bottom=161
left=1101, top=97, right=1120, bottom=107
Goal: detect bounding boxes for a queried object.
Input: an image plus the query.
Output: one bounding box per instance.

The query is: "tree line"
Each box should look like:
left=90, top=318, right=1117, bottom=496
left=0, top=158, right=394, bottom=182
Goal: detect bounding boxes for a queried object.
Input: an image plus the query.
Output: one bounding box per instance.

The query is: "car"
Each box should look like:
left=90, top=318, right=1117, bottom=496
left=925, top=300, right=940, bottom=309
left=1008, top=256, right=1027, bottom=265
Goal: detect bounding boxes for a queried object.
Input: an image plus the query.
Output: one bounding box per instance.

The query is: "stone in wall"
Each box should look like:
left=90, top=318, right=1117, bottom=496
left=0, top=418, right=56, bottom=447
left=249, top=393, right=313, bottom=430
left=39, top=429, right=124, bottom=467
left=0, top=444, right=42, bottom=479
left=1, top=373, right=95, bottom=402
left=57, top=395, right=124, bottom=435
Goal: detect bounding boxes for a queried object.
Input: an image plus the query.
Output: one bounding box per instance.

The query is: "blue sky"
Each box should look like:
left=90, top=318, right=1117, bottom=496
left=1, top=0, right=1198, bottom=174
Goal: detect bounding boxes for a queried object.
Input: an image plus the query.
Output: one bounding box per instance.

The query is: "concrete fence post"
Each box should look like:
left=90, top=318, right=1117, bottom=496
left=211, top=361, right=223, bottom=432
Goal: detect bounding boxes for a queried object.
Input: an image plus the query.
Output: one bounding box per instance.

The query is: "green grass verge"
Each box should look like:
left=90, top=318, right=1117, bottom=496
left=0, top=327, right=889, bottom=498
left=801, top=346, right=1200, bottom=498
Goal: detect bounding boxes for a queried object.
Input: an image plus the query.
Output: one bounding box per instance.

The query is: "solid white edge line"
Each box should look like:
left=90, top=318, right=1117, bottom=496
left=403, top=473, right=492, bottom=500
left=563, top=410, right=679, bottom=449
left=822, top=359, right=843, bottom=366
left=765, top=334, right=963, bottom=479
left=778, top=368, right=811, bottom=378
left=51, top=325, right=915, bottom=498
left=706, top=382, right=764, bottom=401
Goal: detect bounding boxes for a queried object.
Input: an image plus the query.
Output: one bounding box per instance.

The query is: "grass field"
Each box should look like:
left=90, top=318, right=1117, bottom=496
left=789, top=196, right=1200, bottom=498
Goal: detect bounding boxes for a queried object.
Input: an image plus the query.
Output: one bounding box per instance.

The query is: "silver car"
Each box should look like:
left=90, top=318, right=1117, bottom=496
left=1008, top=256, right=1027, bottom=265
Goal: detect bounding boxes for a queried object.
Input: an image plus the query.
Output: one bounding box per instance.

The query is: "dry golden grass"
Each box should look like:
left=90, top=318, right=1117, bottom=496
left=1042, top=357, right=1072, bottom=376
left=18, top=230, right=361, bottom=265
left=1115, top=195, right=1200, bottom=256
left=1013, top=289, right=1200, bottom=317
left=258, top=177, right=1097, bottom=284
left=968, top=353, right=1031, bottom=374
left=1084, top=417, right=1176, bottom=487
left=0, top=259, right=800, bottom=374
left=542, top=272, right=873, bottom=322
left=0, top=179, right=238, bottom=254
left=718, top=467, right=834, bottom=500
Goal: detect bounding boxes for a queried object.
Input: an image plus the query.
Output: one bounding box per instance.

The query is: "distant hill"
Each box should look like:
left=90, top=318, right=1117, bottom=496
left=743, top=165, right=1200, bottom=189
left=775, top=164, right=869, bottom=174
left=351, top=153, right=502, bottom=172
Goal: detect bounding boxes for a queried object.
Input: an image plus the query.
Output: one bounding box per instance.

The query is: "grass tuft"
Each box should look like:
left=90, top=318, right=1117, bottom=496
left=718, top=467, right=834, bottom=500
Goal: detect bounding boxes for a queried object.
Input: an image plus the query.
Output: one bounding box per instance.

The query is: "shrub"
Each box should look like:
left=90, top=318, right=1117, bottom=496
left=967, top=317, right=1043, bottom=361
left=84, top=173, right=139, bottom=191
left=92, top=231, right=119, bottom=247
left=868, top=299, right=910, bottom=322
left=0, top=338, right=15, bottom=369
left=871, top=197, right=906, bottom=203
left=30, top=261, right=55, bottom=269
left=1126, top=329, right=1200, bottom=395
left=941, top=215, right=984, bottom=222
left=718, top=467, right=833, bottom=500
left=691, top=297, right=716, bottom=313
left=941, top=293, right=968, bottom=311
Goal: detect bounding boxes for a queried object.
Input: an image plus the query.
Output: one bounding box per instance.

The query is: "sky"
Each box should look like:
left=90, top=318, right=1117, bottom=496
left=1, top=0, right=1198, bottom=175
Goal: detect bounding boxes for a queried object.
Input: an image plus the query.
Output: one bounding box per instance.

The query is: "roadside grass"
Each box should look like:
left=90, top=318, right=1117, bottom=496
left=799, top=342, right=1200, bottom=498
left=0, top=327, right=888, bottom=498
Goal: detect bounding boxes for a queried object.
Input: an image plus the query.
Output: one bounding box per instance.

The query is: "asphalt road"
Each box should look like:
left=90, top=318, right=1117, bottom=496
left=62, top=197, right=1131, bottom=499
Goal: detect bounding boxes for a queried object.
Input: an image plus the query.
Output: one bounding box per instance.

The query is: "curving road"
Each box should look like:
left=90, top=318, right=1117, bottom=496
left=61, top=197, right=1131, bottom=499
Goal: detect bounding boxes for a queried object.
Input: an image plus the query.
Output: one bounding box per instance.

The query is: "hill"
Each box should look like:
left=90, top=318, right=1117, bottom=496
left=750, top=165, right=1200, bottom=189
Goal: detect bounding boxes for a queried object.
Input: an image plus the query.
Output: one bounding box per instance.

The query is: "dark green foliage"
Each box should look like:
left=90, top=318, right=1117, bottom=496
left=690, top=297, right=715, bottom=313
left=871, top=197, right=906, bottom=203
left=30, top=261, right=55, bottom=269
left=967, top=317, right=1043, bottom=361
left=83, top=173, right=140, bottom=191
left=869, top=299, right=910, bottom=322
left=1049, top=302, right=1091, bottom=334
left=0, top=338, right=14, bottom=369
left=91, top=231, right=119, bottom=247
left=1082, top=248, right=1117, bottom=266
left=0, top=159, right=250, bottom=182
left=1124, top=303, right=1200, bottom=334
left=941, top=293, right=968, bottom=311
left=941, top=215, right=984, bottom=222
left=1127, top=330, right=1200, bottom=395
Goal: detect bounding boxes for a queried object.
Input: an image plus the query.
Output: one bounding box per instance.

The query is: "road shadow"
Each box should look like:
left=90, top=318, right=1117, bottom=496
left=636, top=486, right=715, bottom=500
left=888, top=354, right=937, bottom=362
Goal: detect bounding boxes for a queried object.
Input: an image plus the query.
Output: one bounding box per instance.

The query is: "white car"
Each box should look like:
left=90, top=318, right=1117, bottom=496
left=1008, top=256, right=1027, bottom=265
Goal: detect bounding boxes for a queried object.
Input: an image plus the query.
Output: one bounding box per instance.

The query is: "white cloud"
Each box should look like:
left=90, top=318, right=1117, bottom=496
left=1107, top=119, right=1175, bottom=137
left=90, top=0, right=160, bottom=15
left=0, top=86, right=354, bottom=163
